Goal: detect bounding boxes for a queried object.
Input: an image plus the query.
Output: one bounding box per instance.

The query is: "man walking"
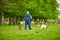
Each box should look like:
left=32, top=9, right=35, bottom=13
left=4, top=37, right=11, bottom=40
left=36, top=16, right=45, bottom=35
left=24, top=11, right=32, bottom=30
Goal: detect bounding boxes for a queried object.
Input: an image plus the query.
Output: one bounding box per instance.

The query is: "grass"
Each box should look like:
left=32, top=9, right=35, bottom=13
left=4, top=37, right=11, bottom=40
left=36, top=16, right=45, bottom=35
left=0, top=23, right=60, bottom=40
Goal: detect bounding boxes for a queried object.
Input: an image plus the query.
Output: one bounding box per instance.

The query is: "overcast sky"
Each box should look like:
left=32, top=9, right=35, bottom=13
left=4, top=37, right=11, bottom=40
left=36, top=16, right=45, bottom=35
left=56, top=0, right=60, bottom=4
left=56, top=0, right=60, bottom=11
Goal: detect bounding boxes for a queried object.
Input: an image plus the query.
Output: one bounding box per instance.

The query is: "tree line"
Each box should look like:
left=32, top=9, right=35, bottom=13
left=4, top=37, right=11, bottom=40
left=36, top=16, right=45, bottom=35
left=0, top=0, right=58, bottom=25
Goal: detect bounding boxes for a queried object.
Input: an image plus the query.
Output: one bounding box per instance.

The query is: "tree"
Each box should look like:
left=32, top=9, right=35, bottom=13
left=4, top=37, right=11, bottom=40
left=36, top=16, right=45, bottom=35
left=0, top=0, right=58, bottom=25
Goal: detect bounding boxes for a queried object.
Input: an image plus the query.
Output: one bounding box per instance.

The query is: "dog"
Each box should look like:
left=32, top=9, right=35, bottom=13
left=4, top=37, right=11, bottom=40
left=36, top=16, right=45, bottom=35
left=40, top=24, right=47, bottom=29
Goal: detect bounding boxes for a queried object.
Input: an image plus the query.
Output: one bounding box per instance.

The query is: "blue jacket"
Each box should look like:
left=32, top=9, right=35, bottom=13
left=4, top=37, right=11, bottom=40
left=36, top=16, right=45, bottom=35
left=24, top=13, right=31, bottom=25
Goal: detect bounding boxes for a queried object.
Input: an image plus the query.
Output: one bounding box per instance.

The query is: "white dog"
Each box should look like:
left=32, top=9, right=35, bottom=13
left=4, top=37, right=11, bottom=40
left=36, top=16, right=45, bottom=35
left=40, top=24, right=47, bottom=29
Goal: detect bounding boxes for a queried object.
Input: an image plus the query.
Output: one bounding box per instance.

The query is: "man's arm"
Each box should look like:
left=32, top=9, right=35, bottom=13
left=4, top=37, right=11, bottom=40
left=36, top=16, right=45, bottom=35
left=30, top=16, right=32, bottom=19
left=29, top=13, right=32, bottom=19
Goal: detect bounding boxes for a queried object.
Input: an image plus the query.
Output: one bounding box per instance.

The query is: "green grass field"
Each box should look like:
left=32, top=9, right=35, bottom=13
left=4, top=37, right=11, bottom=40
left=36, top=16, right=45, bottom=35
left=0, top=23, right=60, bottom=40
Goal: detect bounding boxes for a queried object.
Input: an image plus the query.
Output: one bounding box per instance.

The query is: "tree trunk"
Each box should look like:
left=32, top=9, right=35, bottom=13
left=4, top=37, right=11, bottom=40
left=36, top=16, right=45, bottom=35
left=13, top=16, right=16, bottom=25
left=0, top=13, right=1, bottom=25
left=9, top=18, right=13, bottom=25
left=1, top=12, right=4, bottom=25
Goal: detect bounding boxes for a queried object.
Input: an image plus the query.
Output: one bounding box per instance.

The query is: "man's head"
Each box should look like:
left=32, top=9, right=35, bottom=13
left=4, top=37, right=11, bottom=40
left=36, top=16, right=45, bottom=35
left=27, top=11, right=29, bottom=14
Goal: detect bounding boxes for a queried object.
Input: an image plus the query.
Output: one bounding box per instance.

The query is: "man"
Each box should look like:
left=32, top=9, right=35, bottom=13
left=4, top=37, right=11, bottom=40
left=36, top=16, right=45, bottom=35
left=24, top=11, right=32, bottom=30
left=58, top=14, right=60, bottom=23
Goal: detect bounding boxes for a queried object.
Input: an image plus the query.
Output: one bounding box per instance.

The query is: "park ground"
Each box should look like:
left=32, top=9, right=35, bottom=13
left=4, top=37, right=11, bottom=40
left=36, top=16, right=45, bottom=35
left=0, top=23, right=60, bottom=40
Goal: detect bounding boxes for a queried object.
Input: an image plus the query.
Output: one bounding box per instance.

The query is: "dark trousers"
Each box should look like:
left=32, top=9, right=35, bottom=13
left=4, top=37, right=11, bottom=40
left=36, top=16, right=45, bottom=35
left=25, top=24, right=31, bottom=30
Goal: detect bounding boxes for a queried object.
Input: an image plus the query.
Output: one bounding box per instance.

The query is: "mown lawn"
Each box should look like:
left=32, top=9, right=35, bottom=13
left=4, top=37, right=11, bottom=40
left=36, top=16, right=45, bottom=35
left=0, top=23, right=60, bottom=40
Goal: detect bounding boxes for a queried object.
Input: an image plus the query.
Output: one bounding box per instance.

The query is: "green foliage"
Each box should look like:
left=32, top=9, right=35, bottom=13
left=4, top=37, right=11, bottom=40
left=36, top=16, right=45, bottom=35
left=1, top=0, right=58, bottom=19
